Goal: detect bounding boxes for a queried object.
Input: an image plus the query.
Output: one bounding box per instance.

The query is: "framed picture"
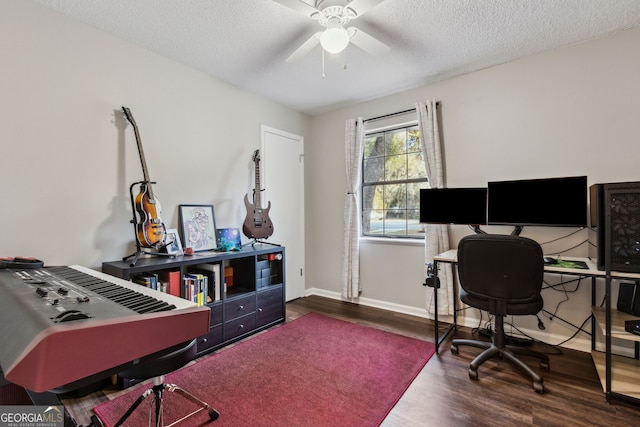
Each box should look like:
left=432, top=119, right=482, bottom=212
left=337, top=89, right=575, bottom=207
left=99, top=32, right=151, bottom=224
left=163, top=228, right=183, bottom=256
left=178, top=204, right=217, bottom=252
left=216, top=227, right=243, bottom=251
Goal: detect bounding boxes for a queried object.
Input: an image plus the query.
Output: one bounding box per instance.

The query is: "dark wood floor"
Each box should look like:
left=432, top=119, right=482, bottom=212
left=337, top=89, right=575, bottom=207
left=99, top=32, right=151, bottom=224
left=288, top=296, right=640, bottom=427
left=64, top=295, right=640, bottom=426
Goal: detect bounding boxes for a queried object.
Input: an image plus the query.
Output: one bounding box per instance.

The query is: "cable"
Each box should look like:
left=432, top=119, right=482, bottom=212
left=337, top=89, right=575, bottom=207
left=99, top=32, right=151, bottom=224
left=533, top=226, right=588, bottom=257
left=542, top=282, right=570, bottom=317
left=504, top=314, right=591, bottom=355
left=541, top=239, right=589, bottom=256
left=503, top=319, right=563, bottom=355
left=459, top=298, right=592, bottom=352
left=540, top=274, right=591, bottom=328
left=541, top=276, right=584, bottom=292
left=540, top=309, right=592, bottom=337
left=500, top=306, right=592, bottom=355
left=536, top=315, right=546, bottom=330
left=551, top=315, right=593, bottom=347
left=538, top=228, right=586, bottom=245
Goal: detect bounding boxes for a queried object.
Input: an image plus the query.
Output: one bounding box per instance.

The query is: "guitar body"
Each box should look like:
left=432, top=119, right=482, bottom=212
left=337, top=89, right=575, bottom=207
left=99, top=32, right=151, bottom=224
left=122, top=106, right=166, bottom=249
left=135, top=185, right=165, bottom=248
left=243, top=194, right=274, bottom=239
left=242, top=149, right=274, bottom=240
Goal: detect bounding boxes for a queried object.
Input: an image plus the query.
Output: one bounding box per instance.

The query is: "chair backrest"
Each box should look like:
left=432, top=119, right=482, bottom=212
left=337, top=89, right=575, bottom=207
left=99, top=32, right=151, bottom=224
left=457, top=234, right=544, bottom=304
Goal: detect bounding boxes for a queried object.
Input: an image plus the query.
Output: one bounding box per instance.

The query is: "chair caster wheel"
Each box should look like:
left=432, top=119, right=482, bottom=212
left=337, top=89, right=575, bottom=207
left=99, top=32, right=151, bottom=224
left=533, top=381, right=544, bottom=394
left=468, top=368, right=478, bottom=380
left=540, top=361, right=550, bottom=370
left=209, top=409, right=220, bottom=421
left=451, top=345, right=459, bottom=355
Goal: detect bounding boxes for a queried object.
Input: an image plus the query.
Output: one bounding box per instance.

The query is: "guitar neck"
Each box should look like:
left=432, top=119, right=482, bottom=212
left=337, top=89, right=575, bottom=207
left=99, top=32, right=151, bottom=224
left=254, top=158, right=261, bottom=208
left=133, top=125, right=154, bottom=200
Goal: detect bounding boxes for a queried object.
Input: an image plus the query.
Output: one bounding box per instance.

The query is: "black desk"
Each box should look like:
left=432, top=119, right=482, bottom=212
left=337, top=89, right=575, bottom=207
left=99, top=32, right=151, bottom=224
left=431, top=249, right=640, bottom=405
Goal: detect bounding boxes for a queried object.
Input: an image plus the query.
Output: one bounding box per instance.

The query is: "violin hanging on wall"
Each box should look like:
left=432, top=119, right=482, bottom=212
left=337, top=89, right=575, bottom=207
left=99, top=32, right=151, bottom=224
left=243, top=149, right=274, bottom=240
left=122, top=106, right=166, bottom=249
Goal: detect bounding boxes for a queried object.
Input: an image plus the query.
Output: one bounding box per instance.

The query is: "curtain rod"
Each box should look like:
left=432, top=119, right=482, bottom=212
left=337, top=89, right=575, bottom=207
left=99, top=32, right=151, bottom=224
left=363, top=102, right=440, bottom=123
left=364, top=108, right=415, bottom=123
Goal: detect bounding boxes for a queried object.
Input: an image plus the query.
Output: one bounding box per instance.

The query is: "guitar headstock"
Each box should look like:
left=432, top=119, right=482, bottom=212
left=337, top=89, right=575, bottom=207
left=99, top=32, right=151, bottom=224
left=252, top=149, right=260, bottom=163
left=121, top=106, right=136, bottom=127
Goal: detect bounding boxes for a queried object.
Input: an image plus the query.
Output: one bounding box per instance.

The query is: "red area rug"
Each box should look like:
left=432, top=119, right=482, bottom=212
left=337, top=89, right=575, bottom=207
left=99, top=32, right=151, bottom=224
left=93, top=312, right=435, bottom=426
left=0, top=382, right=32, bottom=405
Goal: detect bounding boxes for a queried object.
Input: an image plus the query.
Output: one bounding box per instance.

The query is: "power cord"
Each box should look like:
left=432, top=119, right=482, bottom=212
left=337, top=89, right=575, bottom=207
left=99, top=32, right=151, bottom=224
left=541, top=309, right=592, bottom=338
left=536, top=315, right=546, bottom=330
left=537, top=227, right=586, bottom=246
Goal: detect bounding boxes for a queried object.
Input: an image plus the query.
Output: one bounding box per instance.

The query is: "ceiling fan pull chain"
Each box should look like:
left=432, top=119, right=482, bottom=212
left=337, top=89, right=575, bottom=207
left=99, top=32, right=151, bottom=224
left=343, top=49, right=347, bottom=70
left=322, top=48, right=326, bottom=78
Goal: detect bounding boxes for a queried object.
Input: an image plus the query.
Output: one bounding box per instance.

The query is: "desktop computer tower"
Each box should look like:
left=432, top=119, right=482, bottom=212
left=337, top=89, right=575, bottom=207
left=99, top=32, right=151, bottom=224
left=590, top=184, right=605, bottom=270
left=593, top=181, right=640, bottom=273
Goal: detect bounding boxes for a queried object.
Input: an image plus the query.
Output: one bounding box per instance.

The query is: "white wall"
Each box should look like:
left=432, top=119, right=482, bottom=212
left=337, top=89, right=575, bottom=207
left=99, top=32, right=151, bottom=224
left=0, top=1, right=309, bottom=269
left=306, top=26, right=640, bottom=351
left=3, top=1, right=640, bottom=352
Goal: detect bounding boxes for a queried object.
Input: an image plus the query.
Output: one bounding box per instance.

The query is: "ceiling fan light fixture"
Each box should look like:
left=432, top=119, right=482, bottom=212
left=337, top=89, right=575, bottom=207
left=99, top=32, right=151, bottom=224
left=320, top=18, right=349, bottom=53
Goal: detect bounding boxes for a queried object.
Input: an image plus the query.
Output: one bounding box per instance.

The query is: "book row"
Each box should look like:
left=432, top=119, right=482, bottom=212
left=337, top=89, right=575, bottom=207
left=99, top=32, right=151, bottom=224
left=131, top=263, right=222, bottom=306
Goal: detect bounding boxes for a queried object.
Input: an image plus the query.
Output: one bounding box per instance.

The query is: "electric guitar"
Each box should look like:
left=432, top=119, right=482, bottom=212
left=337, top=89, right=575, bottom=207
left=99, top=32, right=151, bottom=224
left=122, top=106, right=166, bottom=249
left=243, top=149, right=274, bottom=240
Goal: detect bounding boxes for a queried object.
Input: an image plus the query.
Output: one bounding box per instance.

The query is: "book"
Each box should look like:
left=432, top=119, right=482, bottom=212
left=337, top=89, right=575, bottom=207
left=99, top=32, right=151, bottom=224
left=184, top=272, right=208, bottom=306
left=158, top=270, right=181, bottom=297
left=132, top=272, right=158, bottom=290
left=191, top=263, right=221, bottom=302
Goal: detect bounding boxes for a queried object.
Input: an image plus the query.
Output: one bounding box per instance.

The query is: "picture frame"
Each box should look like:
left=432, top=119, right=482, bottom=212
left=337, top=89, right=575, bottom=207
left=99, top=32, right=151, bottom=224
left=216, top=227, right=243, bottom=251
left=178, top=204, right=217, bottom=252
left=163, top=228, right=183, bottom=256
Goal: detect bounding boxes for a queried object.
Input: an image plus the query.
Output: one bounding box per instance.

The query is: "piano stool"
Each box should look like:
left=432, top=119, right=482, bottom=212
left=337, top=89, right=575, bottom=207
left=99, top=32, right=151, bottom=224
left=104, top=339, right=219, bottom=427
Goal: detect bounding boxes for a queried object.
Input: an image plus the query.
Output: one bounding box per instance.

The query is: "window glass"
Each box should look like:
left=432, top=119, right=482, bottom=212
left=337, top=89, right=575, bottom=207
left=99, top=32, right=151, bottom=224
left=362, top=123, right=429, bottom=239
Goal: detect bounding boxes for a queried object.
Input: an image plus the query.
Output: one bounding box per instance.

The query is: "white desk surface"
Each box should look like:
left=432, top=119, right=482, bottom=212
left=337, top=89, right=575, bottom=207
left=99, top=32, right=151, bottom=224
left=433, top=249, right=640, bottom=280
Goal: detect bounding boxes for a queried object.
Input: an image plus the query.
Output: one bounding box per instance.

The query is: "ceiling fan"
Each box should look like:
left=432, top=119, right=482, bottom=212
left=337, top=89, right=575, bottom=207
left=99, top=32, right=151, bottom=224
left=272, top=0, right=390, bottom=63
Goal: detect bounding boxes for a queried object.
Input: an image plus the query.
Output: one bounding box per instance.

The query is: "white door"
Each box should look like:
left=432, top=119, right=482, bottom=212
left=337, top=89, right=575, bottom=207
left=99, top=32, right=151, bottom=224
left=261, top=125, right=305, bottom=301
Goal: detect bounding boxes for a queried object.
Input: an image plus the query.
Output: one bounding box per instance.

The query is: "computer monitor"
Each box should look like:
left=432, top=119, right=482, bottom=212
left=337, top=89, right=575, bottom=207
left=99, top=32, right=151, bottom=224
left=487, top=176, right=588, bottom=227
left=419, top=188, right=487, bottom=225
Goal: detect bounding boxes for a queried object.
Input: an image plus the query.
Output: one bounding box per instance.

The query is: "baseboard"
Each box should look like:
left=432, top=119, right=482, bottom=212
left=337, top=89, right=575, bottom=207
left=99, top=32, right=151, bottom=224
left=304, top=288, right=431, bottom=319
left=304, top=288, right=594, bottom=353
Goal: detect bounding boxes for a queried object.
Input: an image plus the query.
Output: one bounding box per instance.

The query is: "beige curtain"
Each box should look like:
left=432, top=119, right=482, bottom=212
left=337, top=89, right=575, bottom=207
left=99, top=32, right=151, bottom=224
left=416, top=101, right=454, bottom=316
left=342, top=118, right=365, bottom=300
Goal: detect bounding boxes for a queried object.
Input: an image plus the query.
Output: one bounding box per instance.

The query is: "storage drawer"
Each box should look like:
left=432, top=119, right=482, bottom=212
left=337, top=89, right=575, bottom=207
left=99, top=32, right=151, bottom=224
left=257, top=287, right=284, bottom=327
left=209, top=303, right=223, bottom=326
left=224, top=313, right=257, bottom=341
left=197, top=325, right=223, bottom=353
left=224, top=294, right=256, bottom=321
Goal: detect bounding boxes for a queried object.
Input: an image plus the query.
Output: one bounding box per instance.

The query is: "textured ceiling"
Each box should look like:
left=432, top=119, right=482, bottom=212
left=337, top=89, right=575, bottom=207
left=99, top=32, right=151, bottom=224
left=32, top=0, right=640, bottom=115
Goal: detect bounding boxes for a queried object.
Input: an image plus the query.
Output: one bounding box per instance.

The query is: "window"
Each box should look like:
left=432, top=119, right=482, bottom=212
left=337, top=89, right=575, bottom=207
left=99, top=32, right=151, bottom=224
left=361, top=123, right=429, bottom=238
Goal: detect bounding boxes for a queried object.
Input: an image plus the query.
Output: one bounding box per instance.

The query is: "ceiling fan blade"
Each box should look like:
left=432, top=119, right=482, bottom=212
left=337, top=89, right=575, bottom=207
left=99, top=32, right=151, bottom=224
left=285, top=32, right=322, bottom=63
left=271, top=0, right=320, bottom=18
left=345, top=0, right=387, bottom=17
left=349, top=27, right=390, bottom=56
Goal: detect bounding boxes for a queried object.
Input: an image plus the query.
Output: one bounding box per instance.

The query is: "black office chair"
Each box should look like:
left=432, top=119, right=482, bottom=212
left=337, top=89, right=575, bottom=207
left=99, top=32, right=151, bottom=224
left=450, top=234, right=549, bottom=393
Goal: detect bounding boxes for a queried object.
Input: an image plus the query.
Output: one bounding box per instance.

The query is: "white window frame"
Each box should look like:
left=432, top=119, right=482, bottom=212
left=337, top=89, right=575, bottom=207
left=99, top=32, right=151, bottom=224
left=360, top=120, right=429, bottom=240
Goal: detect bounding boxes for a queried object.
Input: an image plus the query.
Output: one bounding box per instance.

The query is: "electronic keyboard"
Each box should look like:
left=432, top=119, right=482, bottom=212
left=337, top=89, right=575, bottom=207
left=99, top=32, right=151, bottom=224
left=0, top=265, right=210, bottom=392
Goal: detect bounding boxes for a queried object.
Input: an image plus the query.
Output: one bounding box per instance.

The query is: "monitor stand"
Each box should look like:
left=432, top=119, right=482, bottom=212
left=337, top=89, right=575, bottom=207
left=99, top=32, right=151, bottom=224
left=511, top=226, right=523, bottom=236
left=472, top=225, right=486, bottom=234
